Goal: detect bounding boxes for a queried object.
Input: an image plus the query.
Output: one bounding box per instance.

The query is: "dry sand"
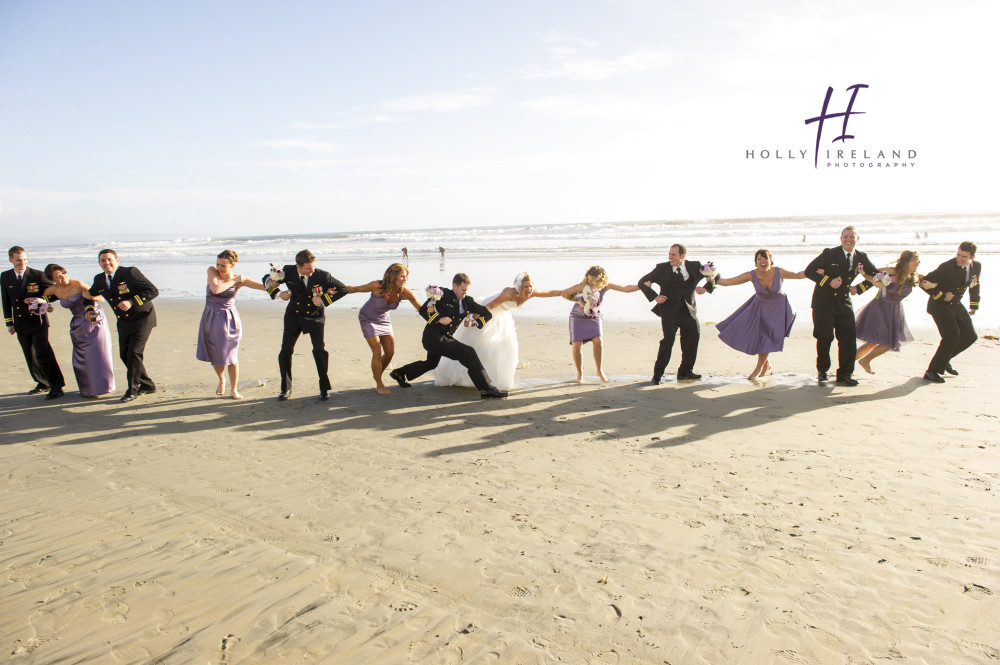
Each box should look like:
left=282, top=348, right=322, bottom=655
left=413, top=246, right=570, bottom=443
left=2, top=298, right=999, bottom=664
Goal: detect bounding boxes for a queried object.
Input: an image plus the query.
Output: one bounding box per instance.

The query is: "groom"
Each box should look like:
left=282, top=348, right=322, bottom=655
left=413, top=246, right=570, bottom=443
left=389, top=273, right=507, bottom=398
left=639, top=243, right=715, bottom=383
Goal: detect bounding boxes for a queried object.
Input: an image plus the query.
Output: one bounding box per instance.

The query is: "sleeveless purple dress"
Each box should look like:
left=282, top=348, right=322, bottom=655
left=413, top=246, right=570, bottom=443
left=568, top=287, right=607, bottom=344
left=716, top=270, right=796, bottom=354
left=855, top=281, right=913, bottom=351
left=358, top=292, right=400, bottom=337
left=196, top=285, right=242, bottom=366
left=59, top=293, right=116, bottom=396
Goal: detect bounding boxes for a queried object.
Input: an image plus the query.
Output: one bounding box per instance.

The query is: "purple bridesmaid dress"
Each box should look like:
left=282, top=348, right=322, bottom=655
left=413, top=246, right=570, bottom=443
left=196, top=285, right=242, bottom=366
left=568, top=287, right=607, bottom=343
left=59, top=293, right=116, bottom=396
left=716, top=270, right=796, bottom=354
left=855, top=281, right=913, bottom=351
left=358, top=292, right=400, bottom=337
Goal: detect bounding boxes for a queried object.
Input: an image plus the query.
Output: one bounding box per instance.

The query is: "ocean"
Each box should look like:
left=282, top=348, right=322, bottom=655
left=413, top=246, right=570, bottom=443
left=15, top=212, right=998, bottom=331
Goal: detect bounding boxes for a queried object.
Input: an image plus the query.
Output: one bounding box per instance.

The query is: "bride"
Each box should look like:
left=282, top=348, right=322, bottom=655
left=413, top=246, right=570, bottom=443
left=434, top=272, right=561, bottom=391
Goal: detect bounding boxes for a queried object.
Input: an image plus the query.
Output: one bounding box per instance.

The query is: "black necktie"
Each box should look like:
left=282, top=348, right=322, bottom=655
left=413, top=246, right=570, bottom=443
left=302, top=275, right=308, bottom=288
left=673, top=267, right=683, bottom=281
left=106, top=274, right=112, bottom=290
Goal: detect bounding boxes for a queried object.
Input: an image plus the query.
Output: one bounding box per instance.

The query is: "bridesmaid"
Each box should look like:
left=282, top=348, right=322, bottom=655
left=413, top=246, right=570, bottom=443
left=196, top=250, right=266, bottom=399
left=560, top=266, right=639, bottom=383
left=347, top=263, right=422, bottom=394
left=42, top=264, right=116, bottom=397
left=854, top=250, right=932, bottom=374
left=714, top=249, right=806, bottom=380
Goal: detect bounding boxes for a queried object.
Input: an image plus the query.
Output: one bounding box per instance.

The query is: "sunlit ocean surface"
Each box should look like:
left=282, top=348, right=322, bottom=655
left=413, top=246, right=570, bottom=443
left=26, top=212, right=998, bottom=330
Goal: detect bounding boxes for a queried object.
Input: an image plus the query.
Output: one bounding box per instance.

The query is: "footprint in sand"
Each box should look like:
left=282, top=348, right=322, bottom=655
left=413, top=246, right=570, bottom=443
left=390, top=600, right=418, bottom=612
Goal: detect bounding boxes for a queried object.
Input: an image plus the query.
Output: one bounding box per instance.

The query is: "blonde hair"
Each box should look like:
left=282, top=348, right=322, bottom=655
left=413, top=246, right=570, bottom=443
left=217, top=249, right=239, bottom=264
left=584, top=266, right=608, bottom=290
left=893, top=250, right=919, bottom=287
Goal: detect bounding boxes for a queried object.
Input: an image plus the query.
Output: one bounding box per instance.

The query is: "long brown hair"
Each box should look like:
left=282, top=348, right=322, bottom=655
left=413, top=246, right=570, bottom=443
left=380, top=263, right=408, bottom=294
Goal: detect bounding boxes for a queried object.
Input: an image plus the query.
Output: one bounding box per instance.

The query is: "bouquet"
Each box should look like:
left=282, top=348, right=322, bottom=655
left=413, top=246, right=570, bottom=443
left=578, top=285, right=602, bottom=317
left=700, top=261, right=718, bottom=280
left=872, top=271, right=892, bottom=288
left=425, top=286, right=443, bottom=301
left=26, top=297, right=49, bottom=321
left=267, top=262, right=285, bottom=284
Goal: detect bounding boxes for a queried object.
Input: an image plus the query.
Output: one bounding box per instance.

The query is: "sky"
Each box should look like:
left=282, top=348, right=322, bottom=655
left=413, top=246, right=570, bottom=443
left=1, top=0, right=997, bottom=240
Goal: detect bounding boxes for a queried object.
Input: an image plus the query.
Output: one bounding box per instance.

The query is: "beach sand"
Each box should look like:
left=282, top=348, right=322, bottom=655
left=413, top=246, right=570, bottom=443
left=2, top=298, right=999, bottom=664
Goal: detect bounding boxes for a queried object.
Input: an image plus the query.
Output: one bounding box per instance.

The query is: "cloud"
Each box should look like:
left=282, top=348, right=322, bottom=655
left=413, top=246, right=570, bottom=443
left=379, top=86, right=495, bottom=113
left=290, top=116, right=403, bottom=131
left=518, top=95, right=667, bottom=123
left=251, top=159, right=351, bottom=171
left=519, top=46, right=672, bottom=81
left=259, top=139, right=340, bottom=153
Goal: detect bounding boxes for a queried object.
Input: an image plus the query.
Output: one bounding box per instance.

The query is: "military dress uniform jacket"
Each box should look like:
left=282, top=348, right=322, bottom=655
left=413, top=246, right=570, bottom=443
left=922, top=258, right=981, bottom=313
left=88, top=267, right=159, bottom=333
left=805, top=247, right=878, bottom=313
left=2, top=267, right=53, bottom=332
left=419, top=289, right=491, bottom=342
left=638, top=260, right=715, bottom=323
left=265, top=265, right=348, bottom=330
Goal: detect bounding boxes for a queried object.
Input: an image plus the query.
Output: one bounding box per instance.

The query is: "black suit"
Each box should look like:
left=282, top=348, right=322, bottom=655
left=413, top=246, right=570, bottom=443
left=805, top=246, right=878, bottom=379
left=265, top=265, right=348, bottom=393
left=639, top=260, right=714, bottom=380
left=922, top=257, right=981, bottom=374
left=88, top=266, right=159, bottom=394
left=2, top=267, right=64, bottom=390
left=395, top=289, right=494, bottom=391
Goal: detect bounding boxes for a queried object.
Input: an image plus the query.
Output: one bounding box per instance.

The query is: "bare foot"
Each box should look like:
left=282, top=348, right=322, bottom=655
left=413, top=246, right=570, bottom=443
left=858, top=359, right=874, bottom=374
left=761, top=360, right=771, bottom=376
left=598, top=372, right=609, bottom=383
left=216, top=380, right=225, bottom=396
left=574, top=375, right=584, bottom=384
left=231, top=390, right=244, bottom=400
left=376, top=385, right=391, bottom=395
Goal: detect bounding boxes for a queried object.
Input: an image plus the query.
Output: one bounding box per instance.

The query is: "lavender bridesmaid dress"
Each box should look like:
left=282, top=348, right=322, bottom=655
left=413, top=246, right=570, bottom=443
left=59, top=293, right=116, bottom=396
left=716, top=270, right=796, bottom=354
left=855, top=281, right=914, bottom=351
left=196, top=285, right=242, bottom=366
left=568, top=287, right=607, bottom=343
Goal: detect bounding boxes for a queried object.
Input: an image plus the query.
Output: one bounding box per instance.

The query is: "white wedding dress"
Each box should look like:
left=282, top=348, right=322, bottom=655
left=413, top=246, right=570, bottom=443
left=434, top=296, right=520, bottom=391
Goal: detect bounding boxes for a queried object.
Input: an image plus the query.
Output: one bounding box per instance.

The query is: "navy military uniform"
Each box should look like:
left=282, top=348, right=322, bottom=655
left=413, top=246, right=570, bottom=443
left=2, top=266, right=65, bottom=393
left=265, top=265, right=348, bottom=396
left=88, top=266, right=159, bottom=396
left=393, top=288, right=496, bottom=392
left=922, top=257, right=981, bottom=376
left=805, top=247, right=878, bottom=381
